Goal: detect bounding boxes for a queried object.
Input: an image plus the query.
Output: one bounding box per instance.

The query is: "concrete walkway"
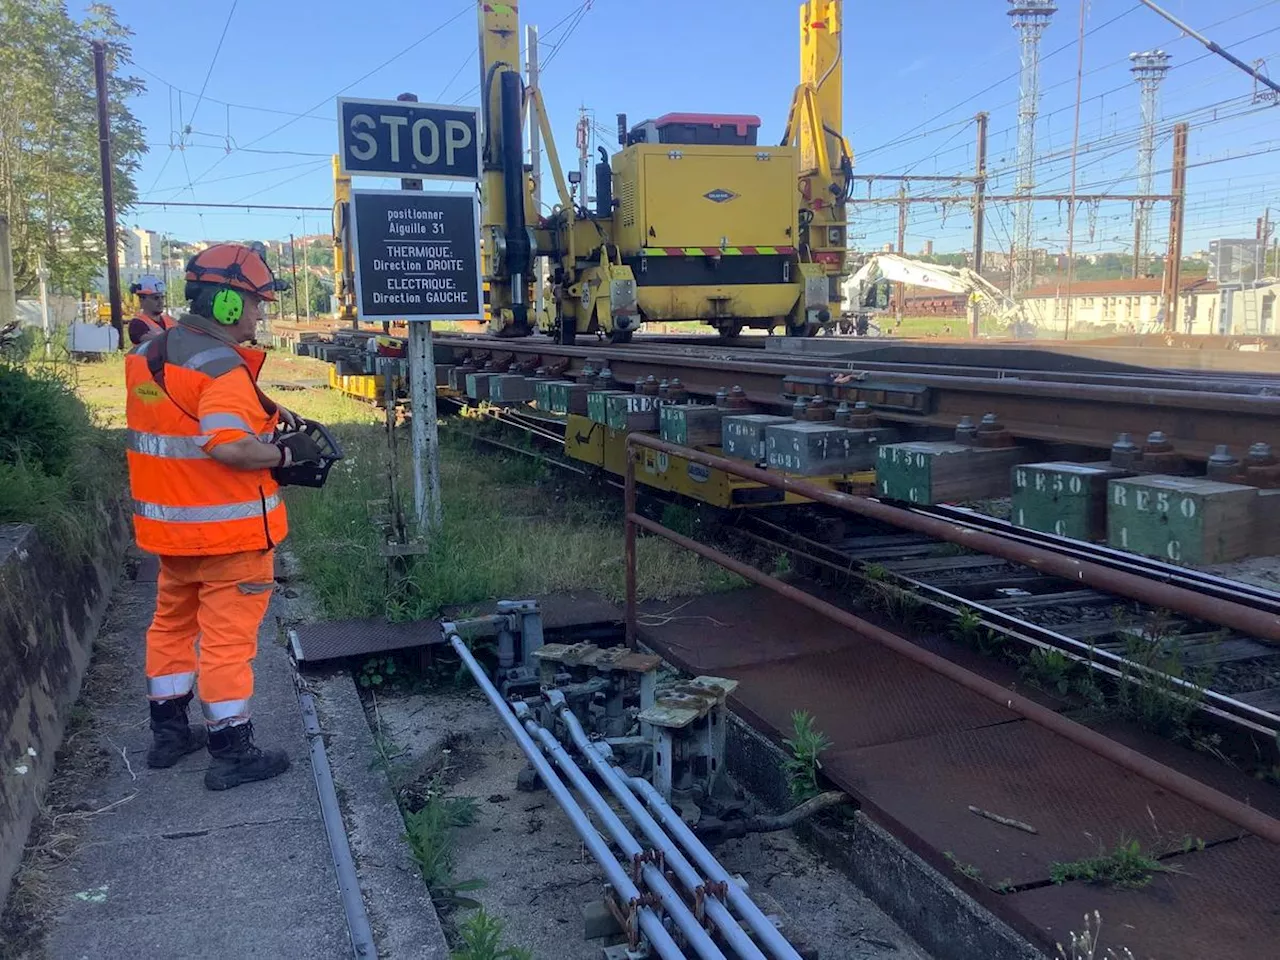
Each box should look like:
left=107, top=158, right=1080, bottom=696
left=41, top=577, right=351, bottom=959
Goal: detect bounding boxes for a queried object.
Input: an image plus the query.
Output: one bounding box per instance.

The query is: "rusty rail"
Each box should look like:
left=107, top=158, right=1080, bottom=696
left=622, top=433, right=1280, bottom=846
left=626, top=439, right=1280, bottom=644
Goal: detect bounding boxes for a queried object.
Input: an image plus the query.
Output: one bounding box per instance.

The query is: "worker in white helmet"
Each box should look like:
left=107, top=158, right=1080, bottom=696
left=128, top=275, right=175, bottom=345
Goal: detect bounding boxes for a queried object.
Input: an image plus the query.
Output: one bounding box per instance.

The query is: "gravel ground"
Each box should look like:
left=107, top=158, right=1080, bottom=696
left=372, top=685, right=931, bottom=960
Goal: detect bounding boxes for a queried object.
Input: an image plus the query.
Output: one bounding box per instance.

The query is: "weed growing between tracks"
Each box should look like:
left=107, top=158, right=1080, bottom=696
left=450, top=908, right=534, bottom=960
left=1049, top=838, right=1173, bottom=889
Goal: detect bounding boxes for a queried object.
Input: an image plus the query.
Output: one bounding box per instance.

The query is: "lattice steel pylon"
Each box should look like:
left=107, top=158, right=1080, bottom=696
left=1008, top=0, right=1057, bottom=294
left=1130, top=50, right=1171, bottom=275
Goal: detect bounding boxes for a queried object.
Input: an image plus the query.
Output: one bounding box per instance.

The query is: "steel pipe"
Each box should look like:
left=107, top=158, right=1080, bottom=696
left=447, top=634, right=685, bottom=960
left=515, top=706, right=728, bottom=960
left=627, top=435, right=1280, bottom=645
left=622, top=493, right=1280, bottom=845
left=627, top=775, right=814, bottom=959
left=553, top=699, right=783, bottom=960
left=298, top=690, right=377, bottom=958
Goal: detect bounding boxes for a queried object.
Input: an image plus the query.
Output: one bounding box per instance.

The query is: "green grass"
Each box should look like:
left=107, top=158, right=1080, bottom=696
left=450, top=908, right=533, bottom=960
left=285, top=402, right=741, bottom=622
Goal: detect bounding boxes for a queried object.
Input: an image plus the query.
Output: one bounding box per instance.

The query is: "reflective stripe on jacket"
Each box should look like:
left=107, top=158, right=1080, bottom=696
left=125, top=322, right=287, bottom=556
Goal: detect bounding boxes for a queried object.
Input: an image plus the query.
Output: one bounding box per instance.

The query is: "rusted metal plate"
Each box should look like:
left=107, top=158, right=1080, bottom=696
left=444, top=591, right=623, bottom=632
left=636, top=588, right=861, bottom=673
left=1079, top=717, right=1280, bottom=820
left=823, top=720, right=1238, bottom=887
left=1008, top=836, right=1280, bottom=960
left=289, top=619, right=443, bottom=663
left=727, top=644, right=1017, bottom=752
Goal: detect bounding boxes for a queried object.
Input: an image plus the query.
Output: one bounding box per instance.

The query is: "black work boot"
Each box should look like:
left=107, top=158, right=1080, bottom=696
left=204, top=721, right=289, bottom=791
left=147, top=692, right=209, bottom=768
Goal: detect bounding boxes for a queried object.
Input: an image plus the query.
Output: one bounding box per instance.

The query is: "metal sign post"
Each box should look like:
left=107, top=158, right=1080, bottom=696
left=339, top=94, right=482, bottom=537
left=347, top=188, right=482, bottom=533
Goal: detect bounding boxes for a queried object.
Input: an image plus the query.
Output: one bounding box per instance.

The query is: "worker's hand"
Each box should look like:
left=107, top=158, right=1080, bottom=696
left=276, top=404, right=304, bottom=431
left=276, top=431, right=323, bottom=467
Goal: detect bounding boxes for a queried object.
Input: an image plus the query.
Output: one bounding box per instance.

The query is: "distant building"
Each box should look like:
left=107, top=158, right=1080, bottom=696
left=1019, top=276, right=1279, bottom=335
left=121, top=227, right=160, bottom=269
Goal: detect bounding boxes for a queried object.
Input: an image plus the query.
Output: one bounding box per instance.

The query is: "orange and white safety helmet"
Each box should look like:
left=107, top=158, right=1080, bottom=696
left=184, top=242, right=286, bottom=303
left=130, top=274, right=166, bottom=297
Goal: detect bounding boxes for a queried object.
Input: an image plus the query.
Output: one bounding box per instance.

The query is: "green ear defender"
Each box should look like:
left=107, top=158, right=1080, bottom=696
left=211, top=287, right=244, bottom=324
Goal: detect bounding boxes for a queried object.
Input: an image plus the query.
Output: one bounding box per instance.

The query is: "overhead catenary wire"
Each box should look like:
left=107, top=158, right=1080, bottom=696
left=185, top=0, right=239, bottom=136
left=179, top=1, right=473, bottom=194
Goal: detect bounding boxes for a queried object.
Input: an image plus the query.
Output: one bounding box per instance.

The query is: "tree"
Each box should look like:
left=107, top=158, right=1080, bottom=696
left=0, top=2, right=146, bottom=297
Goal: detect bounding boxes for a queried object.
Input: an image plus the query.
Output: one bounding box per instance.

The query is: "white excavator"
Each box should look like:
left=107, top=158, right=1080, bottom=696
left=837, top=253, right=1032, bottom=337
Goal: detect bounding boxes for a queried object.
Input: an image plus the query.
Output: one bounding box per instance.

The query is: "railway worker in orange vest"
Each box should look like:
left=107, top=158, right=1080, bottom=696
left=127, top=274, right=175, bottom=345
left=125, top=242, right=321, bottom=791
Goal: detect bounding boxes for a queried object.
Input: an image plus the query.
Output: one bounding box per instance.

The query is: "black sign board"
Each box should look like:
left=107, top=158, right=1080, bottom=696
left=338, top=97, right=480, bottom=181
left=349, top=188, right=482, bottom=322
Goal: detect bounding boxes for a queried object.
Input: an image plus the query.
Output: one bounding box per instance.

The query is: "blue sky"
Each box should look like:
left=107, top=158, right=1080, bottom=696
left=100, top=0, right=1280, bottom=259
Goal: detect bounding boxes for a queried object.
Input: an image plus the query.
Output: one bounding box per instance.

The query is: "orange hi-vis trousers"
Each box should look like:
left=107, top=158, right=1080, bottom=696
left=145, top=550, right=275, bottom=728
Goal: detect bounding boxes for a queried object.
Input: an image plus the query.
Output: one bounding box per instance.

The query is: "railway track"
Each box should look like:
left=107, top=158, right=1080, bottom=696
left=444, top=398, right=1280, bottom=750
left=430, top=333, right=1280, bottom=461
left=735, top=510, right=1280, bottom=740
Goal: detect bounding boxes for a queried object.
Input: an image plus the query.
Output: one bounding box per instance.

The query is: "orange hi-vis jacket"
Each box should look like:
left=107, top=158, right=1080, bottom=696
left=133, top=311, right=174, bottom=336
left=125, top=318, right=288, bottom=556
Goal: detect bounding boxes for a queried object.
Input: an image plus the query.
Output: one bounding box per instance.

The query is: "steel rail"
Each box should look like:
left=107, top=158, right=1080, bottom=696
left=734, top=518, right=1280, bottom=738
left=434, top=400, right=1279, bottom=729
left=629, top=438, right=1280, bottom=644
left=915, top=503, right=1280, bottom=615
left=435, top=334, right=1280, bottom=395
left=434, top=335, right=1280, bottom=459
left=622, top=436, right=1280, bottom=845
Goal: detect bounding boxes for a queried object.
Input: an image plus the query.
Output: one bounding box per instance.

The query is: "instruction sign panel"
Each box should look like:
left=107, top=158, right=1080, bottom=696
left=349, top=188, right=482, bottom=322
left=338, top=97, right=480, bottom=181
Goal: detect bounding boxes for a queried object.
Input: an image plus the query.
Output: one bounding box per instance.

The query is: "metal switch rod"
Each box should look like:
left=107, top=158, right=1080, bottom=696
left=554, top=699, right=780, bottom=960
left=517, top=707, right=728, bottom=960
left=448, top=634, right=685, bottom=960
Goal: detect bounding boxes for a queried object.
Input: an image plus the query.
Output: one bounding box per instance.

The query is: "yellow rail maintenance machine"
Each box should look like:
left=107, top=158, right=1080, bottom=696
left=478, top=0, right=852, bottom=344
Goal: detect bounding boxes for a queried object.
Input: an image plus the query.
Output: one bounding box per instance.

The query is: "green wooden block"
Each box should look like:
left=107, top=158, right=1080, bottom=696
left=605, top=393, right=659, bottom=432
left=465, top=372, right=498, bottom=401
left=722, top=415, right=792, bottom=462
left=534, top=379, right=562, bottom=412
left=546, top=381, right=589, bottom=416
left=488, top=374, right=536, bottom=403
left=587, top=390, right=629, bottom=426
left=660, top=405, right=724, bottom=446
left=1011, top=462, right=1132, bottom=541
left=1107, top=475, right=1258, bottom=564
left=876, top=441, right=1025, bottom=504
